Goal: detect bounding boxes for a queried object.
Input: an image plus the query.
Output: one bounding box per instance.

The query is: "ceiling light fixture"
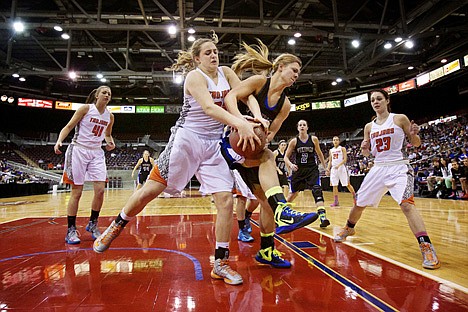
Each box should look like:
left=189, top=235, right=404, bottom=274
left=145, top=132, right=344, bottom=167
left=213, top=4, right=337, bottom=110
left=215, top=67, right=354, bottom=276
left=53, top=25, right=63, bottom=32
left=408, top=66, right=414, bottom=70
left=404, top=40, right=414, bottom=49
left=96, top=73, right=104, bottom=79
left=351, top=39, right=360, bottom=48
left=69, top=71, right=77, bottom=79
left=12, top=73, right=19, bottom=78
left=394, top=37, right=403, bottom=43
left=61, top=33, right=70, bottom=40
left=19, top=77, right=26, bottom=82
left=13, top=21, right=24, bottom=33
left=168, top=25, right=177, bottom=35
left=336, top=78, right=342, bottom=83
left=187, top=27, right=195, bottom=34
left=384, top=42, right=392, bottom=49
left=294, top=32, right=302, bottom=38
left=331, top=81, right=337, bottom=86
left=441, top=59, right=447, bottom=63
left=188, top=35, right=195, bottom=42
left=287, top=38, right=296, bottom=45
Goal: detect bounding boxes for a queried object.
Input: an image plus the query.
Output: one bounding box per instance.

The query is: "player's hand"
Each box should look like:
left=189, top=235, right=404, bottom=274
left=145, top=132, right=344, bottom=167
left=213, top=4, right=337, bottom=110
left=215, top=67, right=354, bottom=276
left=409, top=120, right=419, bottom=136
left=54, top=142, right=62, bottom=154
left=360, top=139, right=370, bottom=151
left=325, top=169, right=330, bottom=176
left=106, top=141, right=116, bottom=151
left=237, top=119, right=261, bottom=152
left=253, top=117, right=270, bottom=131
left=290, top=164, right=298, bottom=172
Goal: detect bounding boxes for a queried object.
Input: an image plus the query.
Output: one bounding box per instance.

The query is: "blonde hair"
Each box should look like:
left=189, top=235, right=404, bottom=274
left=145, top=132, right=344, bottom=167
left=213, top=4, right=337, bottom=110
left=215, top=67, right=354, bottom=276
left=86, top=86, right=111, bottom=104
left=166, top=30, right=218, bottom=73
left=232, top=39, right=302, bottom=76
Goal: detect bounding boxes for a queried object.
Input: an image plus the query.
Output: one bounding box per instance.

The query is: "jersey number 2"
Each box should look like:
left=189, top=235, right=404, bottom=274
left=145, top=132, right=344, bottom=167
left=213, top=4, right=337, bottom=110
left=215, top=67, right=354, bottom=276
left=375, top=137, right=391, bottom=152
left=92, top=125, right=104, bottom=137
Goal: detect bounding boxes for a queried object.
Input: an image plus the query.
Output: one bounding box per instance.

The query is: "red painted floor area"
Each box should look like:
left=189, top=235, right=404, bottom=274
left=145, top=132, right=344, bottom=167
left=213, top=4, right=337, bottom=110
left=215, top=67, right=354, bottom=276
left=0, top=215, right=467, bottom=311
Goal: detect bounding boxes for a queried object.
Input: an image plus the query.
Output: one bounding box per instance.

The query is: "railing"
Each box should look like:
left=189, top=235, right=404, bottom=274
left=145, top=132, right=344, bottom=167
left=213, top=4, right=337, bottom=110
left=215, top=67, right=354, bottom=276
left=5, top=161, right=62, bottom=183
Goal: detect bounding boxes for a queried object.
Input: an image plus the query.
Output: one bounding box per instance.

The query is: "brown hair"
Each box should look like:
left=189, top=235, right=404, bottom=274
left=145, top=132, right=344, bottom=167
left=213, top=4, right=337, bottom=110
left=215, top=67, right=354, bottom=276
left=85, top=86, right=111, bottom=104
left=166, top=30, right=218, bottom=73
left=231, top=39, right=302, bottom=76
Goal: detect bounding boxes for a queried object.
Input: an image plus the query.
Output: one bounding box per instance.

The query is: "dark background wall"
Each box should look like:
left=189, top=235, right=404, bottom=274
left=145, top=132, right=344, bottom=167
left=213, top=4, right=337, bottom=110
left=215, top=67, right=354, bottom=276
left=1, top=77, right=467, bottom=140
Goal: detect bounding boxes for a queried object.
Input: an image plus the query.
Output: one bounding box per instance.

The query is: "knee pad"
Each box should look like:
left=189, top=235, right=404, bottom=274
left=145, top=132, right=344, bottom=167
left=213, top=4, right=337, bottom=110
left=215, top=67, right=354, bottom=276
left=311, top=185, right=324, bottom=203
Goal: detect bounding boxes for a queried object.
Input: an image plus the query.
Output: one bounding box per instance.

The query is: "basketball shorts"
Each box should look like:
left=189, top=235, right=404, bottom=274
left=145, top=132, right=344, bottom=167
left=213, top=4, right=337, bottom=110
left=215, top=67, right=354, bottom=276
left=330, top=165, right=349, bottom=186
left=138, top=172, right=150, bottom=185
left=149, top=127, right=233, bottom=195
left=277, top=171, right=289, bottom=187
left=290, top=166, right=319, bottom=193
left=356, top=163, right=415, bottom=207
left=232, top=169, right=256, bottom=200
left=63, top=143, right=107, bottom=185
left=220, top=132, right=262, bottom=192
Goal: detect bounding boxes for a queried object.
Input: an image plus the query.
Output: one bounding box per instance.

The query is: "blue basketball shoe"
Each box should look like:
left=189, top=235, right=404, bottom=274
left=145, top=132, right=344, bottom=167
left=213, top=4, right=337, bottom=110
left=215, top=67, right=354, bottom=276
left=255, top=246, right=291, bottom=268
left=274, top=203, right=318, bottom=234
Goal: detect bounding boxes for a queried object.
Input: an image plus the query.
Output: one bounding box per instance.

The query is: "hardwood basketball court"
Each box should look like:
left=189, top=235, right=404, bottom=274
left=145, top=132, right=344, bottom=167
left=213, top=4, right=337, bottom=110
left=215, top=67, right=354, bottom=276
left=0, top=189, right=467, bottom=311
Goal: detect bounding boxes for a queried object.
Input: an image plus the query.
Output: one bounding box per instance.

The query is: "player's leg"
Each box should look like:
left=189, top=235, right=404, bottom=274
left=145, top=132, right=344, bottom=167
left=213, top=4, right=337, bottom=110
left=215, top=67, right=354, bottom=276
left=235, top=195, right=253, bottom=242
left=86, top=181, right=105, bottom=239
left=254, top=190, right=291, bottom=268
left=65, top=184, right=84, bottom=244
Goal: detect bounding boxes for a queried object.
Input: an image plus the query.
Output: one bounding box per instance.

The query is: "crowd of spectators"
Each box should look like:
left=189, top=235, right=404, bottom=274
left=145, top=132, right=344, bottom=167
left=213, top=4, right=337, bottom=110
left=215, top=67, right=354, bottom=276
left=0, top=160, right=42, bottom=184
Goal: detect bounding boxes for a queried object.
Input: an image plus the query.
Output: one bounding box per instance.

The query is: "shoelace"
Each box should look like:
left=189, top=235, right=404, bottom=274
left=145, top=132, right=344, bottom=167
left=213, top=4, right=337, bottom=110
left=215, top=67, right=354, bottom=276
left=100, top=224, right=121, bottom=244
left=272, top=249, right=285, bottom=259
left=421, top=244, right=435, bottom=261
left=283, top=205, right=306, bottom=217
left=219, top=261, right=239, bottom=276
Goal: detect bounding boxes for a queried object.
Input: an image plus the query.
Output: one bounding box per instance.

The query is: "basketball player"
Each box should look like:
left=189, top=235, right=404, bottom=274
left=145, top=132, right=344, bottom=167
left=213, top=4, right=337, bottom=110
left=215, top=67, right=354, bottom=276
left=334, top=89, right=440, bottom=270
left=54, top=86, right=115, bottom=244
left=326, top=136, right=356, bottom=207
left=284, top=120, right=331, bottom=228
left=221, top=39, right=319, bottom=268
left=93, top=33, right=264, bottom=286
left=274, top=140, right=290, bottom=197
left=131, top=150, right=155, bottom=190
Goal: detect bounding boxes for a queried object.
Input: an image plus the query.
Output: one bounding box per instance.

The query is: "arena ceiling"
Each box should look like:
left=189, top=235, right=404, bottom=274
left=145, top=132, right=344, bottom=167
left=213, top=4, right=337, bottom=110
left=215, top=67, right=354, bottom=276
left=0, top=0, right=467, bottom=105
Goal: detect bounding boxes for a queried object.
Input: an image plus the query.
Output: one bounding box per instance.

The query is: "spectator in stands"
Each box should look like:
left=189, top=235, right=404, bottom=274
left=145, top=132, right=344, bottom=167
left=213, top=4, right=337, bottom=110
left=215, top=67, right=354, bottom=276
left=333, top=88, right=440, bottom=270
left=460, top=158, right=468, bottom=199
left=131, top=150, right=155, bottom=190
left=54, top=86, right=115, bottom=245
left=427, top=157, right=444, bottom=196
left=449, top=159, right=463, bottom=199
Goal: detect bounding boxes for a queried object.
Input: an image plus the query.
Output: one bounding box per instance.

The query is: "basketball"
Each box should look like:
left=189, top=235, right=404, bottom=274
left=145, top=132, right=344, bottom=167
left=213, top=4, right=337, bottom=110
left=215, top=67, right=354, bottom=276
left=229, top=123, right=267, bottom=159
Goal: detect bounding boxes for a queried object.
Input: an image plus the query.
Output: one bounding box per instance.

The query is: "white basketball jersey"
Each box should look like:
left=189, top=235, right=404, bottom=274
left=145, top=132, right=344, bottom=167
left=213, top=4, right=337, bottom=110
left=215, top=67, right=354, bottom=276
left=330, top=146, right=344, bottom=167
left=72, top=104, right=111, bottom=148
left=370, top=113, right=407, bottom=163
left=176, top=67, right=230, bottom=139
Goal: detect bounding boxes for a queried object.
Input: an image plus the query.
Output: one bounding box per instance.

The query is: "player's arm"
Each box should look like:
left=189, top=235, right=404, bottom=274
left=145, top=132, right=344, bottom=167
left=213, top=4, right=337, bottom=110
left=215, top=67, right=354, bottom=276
left=54, top=104, right=90, bottom=154
left=326, top=150, right=332, bottom=175
left=284, top=138, right=297, bottom=171
left=313, top=136, right=327, bottom=168
left=395, top=114, right=421, bottom=147
left=150, top=157, right=156, bottom=166
left=132, top=158, right=143, bottom=178
left=187, top=69, right=260, bottom=151
left=340, top=146, right=348, bottom=168
left=104, top=113, right=115, bottom=151
left=272, top=150, right=282, bottom=174
left=361, top=122, right=372, bottom=157
left=267, top=98, right=291, bottom=143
